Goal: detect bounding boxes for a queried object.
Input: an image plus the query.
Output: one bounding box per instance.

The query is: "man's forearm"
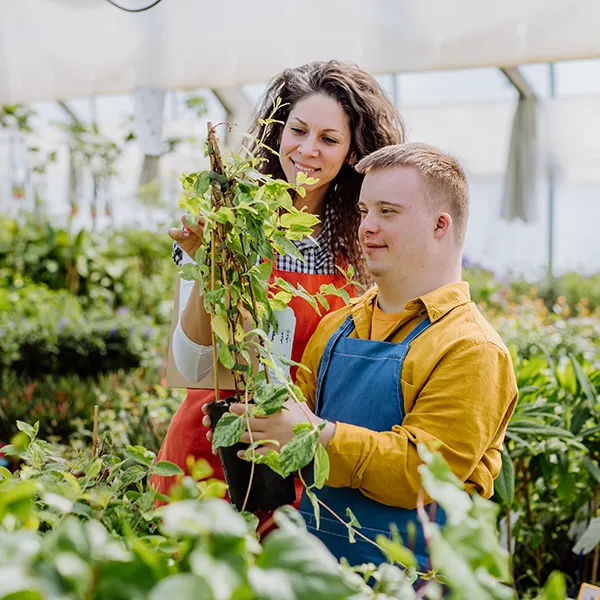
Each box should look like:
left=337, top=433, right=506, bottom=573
left=180, top=280, right=213, bottom=346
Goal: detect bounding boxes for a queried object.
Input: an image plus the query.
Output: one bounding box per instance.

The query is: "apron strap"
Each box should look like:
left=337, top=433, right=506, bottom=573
left=400, top=316, right=432, bottom=346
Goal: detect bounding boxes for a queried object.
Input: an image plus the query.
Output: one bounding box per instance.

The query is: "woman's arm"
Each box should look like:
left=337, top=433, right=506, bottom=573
left=169, top=218, right=215, bottom=382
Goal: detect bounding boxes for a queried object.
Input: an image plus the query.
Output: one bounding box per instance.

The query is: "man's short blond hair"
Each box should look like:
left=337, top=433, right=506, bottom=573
left=355, top=142, right=470, bottom=246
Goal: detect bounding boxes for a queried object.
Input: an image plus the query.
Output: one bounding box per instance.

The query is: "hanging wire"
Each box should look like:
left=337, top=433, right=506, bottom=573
left=104, top=0, right=164, bottom=13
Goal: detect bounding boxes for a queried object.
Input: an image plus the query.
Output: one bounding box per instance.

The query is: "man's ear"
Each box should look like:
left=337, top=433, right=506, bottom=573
left=434, top=212, right=452, bottom=239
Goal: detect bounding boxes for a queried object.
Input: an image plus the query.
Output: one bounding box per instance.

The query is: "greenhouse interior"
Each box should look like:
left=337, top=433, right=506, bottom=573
left=1, top=1, right=599, bottom=599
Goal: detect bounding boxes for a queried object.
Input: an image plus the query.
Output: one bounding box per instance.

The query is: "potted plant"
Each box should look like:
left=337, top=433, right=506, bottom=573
left=177, top=107, right=359, bottom=513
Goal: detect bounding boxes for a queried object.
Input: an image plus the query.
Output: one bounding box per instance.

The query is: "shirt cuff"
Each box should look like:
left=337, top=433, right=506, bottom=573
left=326, top=422, right=375, bottom=489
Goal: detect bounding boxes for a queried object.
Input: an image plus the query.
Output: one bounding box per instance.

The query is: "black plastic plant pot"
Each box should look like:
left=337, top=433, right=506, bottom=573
left=207, top=397, right=296, bottom=513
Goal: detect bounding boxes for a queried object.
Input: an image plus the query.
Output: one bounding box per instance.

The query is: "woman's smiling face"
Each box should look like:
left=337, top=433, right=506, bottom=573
left=279, top=93, right=352, bottom=194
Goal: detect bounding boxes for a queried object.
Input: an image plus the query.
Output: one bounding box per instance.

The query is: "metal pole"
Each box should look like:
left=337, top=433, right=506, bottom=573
left=547, top=63, right=556, bottom=282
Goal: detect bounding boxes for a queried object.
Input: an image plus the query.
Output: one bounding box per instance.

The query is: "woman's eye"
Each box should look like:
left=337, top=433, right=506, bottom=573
left=323, top=137, right=338, bottom=144
left=290, top=127, right=304, bottom=134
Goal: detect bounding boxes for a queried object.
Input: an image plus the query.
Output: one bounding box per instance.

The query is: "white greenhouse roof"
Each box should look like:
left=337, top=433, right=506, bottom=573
left=1, top=0, right=600, bottom=104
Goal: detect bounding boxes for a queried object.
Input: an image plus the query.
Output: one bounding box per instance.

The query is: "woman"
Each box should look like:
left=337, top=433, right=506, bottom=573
left=151, top=60, right=404, bottom=502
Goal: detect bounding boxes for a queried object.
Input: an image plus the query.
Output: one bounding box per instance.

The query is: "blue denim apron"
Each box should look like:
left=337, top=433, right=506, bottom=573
left=299, top=313, right=446, bottom=569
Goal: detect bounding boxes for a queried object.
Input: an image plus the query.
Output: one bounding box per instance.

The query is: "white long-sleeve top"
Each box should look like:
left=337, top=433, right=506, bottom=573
left=172, top=252, right=214, bottom=383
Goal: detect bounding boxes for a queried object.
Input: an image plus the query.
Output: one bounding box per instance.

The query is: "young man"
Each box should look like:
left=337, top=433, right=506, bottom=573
left=205, top=142, right=518, bottom=569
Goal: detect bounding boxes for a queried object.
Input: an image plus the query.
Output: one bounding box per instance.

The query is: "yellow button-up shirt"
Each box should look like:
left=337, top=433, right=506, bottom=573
left=297, top=282, right=518, bottom=509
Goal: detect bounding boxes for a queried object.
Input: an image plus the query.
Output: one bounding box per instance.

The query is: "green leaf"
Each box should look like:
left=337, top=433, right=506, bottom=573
left=494, top=446, right=515, bottom=506
left=280, top=212, right=320, bottom=231
left=252, top=528, right=355, bottom=600
left=319, top=283, right=351, bottom=305
left=149, top=574, right=214, bottom=600
left=375, top=535, right=418, bottom=568
left=0, top=565, right=45, bottom=599
left=254, top=383, right=288, bottom=416
left=152, top=461, right=184, bottom=477
left=179, top=262, right=199, bottom=281
left=190, top=459, right=214, bottom=481
left=316, top=294, right=330, bottom=311
left=248, top=218, right=274, bottom=261
left=540, top=571, right=567, bottom=600
left=119, top=466, right=147, bottom=488
left=42, top=492, right=73, bottom=514
left=0, top=481, right=39, bottom=514
left=125, top=445, right=156, bottom=468
left=212, top=413, right=245, bottom=449
left=345, top=507, right=361, bottom=530
left=312, top=445, right=329, bottom=490
left=218, top=344, right=235, bottom=369
left=241, top=511, right=260, bottom=533
left=583, top=457, right=600, bottom=484
left=305, top=488, right=321, bottom=530
left=254, top=449, right=284, bottom=477
left=569, top=353, right=598, bottom=407
left=269, top=291, right=293, bottom=311
left=0, top=466, right=13, bottom=480
left=272, top=234, right=304, bottom=263
left=214, top=206, right=235, bottom=224
left=276, top=189, right=293, bottom=210
left=273, top=505, right=308, bottom=533
left=161, top=498, right=249, bottom=539
left=193, top=171, right=211, bottom=196
left=211, top=314, right=230, bottom=343
left=295, top=171, right=307, bottom=185
left=16, top=421, right=36, bottom=442
left=200, top=480, right=229, bottom=499
left=62, top=472, right=83, bottom=497
left=279, top=428, right=319, bottom=476
left=86, top=458, right=103, bottom=480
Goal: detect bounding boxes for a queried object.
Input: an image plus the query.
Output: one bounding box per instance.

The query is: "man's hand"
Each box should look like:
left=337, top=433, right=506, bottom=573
left=201, top=400, right=336, bottom=456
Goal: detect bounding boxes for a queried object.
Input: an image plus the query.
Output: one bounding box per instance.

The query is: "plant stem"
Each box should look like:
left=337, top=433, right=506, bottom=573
left=505, top=505, right=518, bottom=593
left=239, top=232, right=270, bottom=384
left=592, top=484, right=600, bottom=583
left=210, top=225, right=219, bottom=399
left=220, top=249, right=244, bottom=398
left=92, top=405, right=99, bottom=458
left=241, top=387, right=255, bottom=513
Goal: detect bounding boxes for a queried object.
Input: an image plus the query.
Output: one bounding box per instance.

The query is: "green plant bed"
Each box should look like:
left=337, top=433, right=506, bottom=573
left=0, top=369, right=183, bottom=452
left=0, top=281, right=164, bottom=380
left=0, top=420, right=558, bottom=600
left=0, top=214, right=176, bottom=324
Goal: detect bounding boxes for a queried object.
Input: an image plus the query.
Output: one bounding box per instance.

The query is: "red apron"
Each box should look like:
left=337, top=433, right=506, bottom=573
left=151, top=265, right=356, bottom=506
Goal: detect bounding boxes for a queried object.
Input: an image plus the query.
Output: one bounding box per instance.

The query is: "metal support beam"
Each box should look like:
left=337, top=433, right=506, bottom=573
left=499, top=67, right=537, bottom=100
left=547, top=63, right=557, bottom=282
left=212, top=87, right=254, bottom=148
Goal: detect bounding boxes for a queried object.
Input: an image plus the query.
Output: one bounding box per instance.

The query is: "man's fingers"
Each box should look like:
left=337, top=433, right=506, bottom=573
left=240, top=431, right=270, bottom=445
left=202, top=415, right=211, bottom=429
left=228, top=403, right=246, bottom=416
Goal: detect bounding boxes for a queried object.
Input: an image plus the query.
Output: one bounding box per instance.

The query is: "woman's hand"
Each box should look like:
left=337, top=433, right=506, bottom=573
left=169, top=215, right=204, bottom=261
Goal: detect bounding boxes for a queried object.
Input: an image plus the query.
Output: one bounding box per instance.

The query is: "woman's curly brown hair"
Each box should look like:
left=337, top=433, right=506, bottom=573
left=245, top=60, right=405, bottom=282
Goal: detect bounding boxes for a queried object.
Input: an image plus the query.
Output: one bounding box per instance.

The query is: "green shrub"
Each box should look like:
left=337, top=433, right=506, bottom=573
left=0, top=214, right=176, bottom=323
left=0, top=282, right=162, bottom=380
left=0, top=369, right=182, bottom=452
